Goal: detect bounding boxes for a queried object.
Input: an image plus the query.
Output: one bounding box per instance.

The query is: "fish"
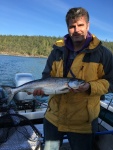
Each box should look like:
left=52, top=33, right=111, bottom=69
left=1, top=77, right=85, bottom=102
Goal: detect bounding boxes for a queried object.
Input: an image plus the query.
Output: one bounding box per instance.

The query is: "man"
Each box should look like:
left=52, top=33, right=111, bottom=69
left=33, top=7, right=113, bottom=150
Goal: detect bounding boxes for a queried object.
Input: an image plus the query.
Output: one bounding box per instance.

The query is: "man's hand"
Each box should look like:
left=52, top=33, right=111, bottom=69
left=70, top=82, right=90, bottom=93
left=33, top=89, right=44, bottom=96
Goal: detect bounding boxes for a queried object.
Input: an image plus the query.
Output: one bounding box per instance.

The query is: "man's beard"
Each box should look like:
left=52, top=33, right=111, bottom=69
left=71, top=33, right=83, bottom=40
left=72, top=37, right=85, bottom=45
left=71, top=36, right=86, bottom=48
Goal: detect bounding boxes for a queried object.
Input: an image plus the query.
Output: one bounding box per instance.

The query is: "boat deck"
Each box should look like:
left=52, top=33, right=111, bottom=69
left=0, top=95, right=113, bottom=150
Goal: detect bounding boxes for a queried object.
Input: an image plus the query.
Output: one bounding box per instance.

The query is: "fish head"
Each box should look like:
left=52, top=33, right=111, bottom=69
left=68, top=78, right=85, bottom=89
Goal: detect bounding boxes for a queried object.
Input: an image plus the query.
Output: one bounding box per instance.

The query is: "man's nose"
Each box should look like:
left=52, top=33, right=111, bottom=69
left=74, top=26, right=79, bottom=32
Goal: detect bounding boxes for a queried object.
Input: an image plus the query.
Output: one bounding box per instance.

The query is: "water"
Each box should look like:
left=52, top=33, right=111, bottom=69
left=0, top=55, right=47, bottom=86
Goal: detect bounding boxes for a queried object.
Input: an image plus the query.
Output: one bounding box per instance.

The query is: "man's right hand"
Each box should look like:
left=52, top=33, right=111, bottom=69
left=33, top=89, right=44, bottom=96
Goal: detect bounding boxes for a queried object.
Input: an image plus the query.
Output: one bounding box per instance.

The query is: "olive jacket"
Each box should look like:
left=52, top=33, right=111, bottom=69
left=42, top=34, right=113, bottom=133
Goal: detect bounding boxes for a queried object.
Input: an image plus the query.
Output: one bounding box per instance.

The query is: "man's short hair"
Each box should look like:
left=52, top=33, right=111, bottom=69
left=66, top=7, right=89, bottom=26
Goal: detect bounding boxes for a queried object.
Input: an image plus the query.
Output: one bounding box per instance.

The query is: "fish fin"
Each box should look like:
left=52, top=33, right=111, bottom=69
left=1, top=86, right=14, bottom=104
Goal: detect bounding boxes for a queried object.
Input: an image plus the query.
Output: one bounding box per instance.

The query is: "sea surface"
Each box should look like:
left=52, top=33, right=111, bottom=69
left=0, top=55, right=47, bottom=86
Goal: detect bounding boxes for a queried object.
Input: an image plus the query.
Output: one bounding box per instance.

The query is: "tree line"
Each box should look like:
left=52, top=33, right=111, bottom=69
left=0, top=35, right=113, bottom=57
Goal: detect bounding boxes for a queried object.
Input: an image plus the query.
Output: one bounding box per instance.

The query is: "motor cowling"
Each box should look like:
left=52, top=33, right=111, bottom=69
left=14, top=73, right=34, bottom=101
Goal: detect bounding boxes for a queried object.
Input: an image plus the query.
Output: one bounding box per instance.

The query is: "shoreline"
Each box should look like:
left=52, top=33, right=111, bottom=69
left=0, top=52, right=48, bottom=58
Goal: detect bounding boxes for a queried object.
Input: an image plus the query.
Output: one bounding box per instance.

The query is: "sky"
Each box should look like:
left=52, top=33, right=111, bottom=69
left=0, top=0, right=113, bottom=41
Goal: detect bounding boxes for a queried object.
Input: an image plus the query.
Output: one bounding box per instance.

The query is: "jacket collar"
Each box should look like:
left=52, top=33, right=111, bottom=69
left=64, top=32, right=93, bottom=52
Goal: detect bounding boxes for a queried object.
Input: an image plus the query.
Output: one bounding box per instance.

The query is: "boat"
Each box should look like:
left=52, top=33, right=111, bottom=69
left=0, top=73, right=113, bottom=150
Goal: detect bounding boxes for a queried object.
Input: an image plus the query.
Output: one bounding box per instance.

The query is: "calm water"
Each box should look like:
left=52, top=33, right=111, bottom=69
left=0, top=55, right=47, bottom=86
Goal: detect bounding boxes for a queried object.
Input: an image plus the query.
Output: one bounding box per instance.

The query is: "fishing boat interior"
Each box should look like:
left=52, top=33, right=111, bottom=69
left=0, top=73, right=113, bottom=150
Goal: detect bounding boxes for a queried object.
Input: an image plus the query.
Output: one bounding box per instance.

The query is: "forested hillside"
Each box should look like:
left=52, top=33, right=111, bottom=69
left=0, top=35, right=113, bottom=57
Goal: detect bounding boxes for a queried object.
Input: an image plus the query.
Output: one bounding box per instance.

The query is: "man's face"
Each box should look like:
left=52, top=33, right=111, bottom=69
left=68, top=16, right=89, bottom=43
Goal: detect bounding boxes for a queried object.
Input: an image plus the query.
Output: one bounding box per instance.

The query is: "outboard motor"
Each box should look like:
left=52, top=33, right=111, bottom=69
left=13, top=73, right=35, bottom=110
left=14, top=73, right=34, bottom=101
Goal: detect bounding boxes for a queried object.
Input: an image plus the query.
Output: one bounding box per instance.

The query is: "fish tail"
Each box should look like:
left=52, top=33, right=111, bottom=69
left=1, top=86, right=14, bottom=103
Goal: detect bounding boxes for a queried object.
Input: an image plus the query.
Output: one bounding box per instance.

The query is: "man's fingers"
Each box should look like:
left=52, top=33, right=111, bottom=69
left=69, top=88, right=80, bottom=93
left=33, top=89, right=44, bottom=96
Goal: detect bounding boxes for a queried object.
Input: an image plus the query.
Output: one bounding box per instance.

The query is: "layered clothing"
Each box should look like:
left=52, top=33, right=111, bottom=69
left=42, top=33, right=113, bottom=133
